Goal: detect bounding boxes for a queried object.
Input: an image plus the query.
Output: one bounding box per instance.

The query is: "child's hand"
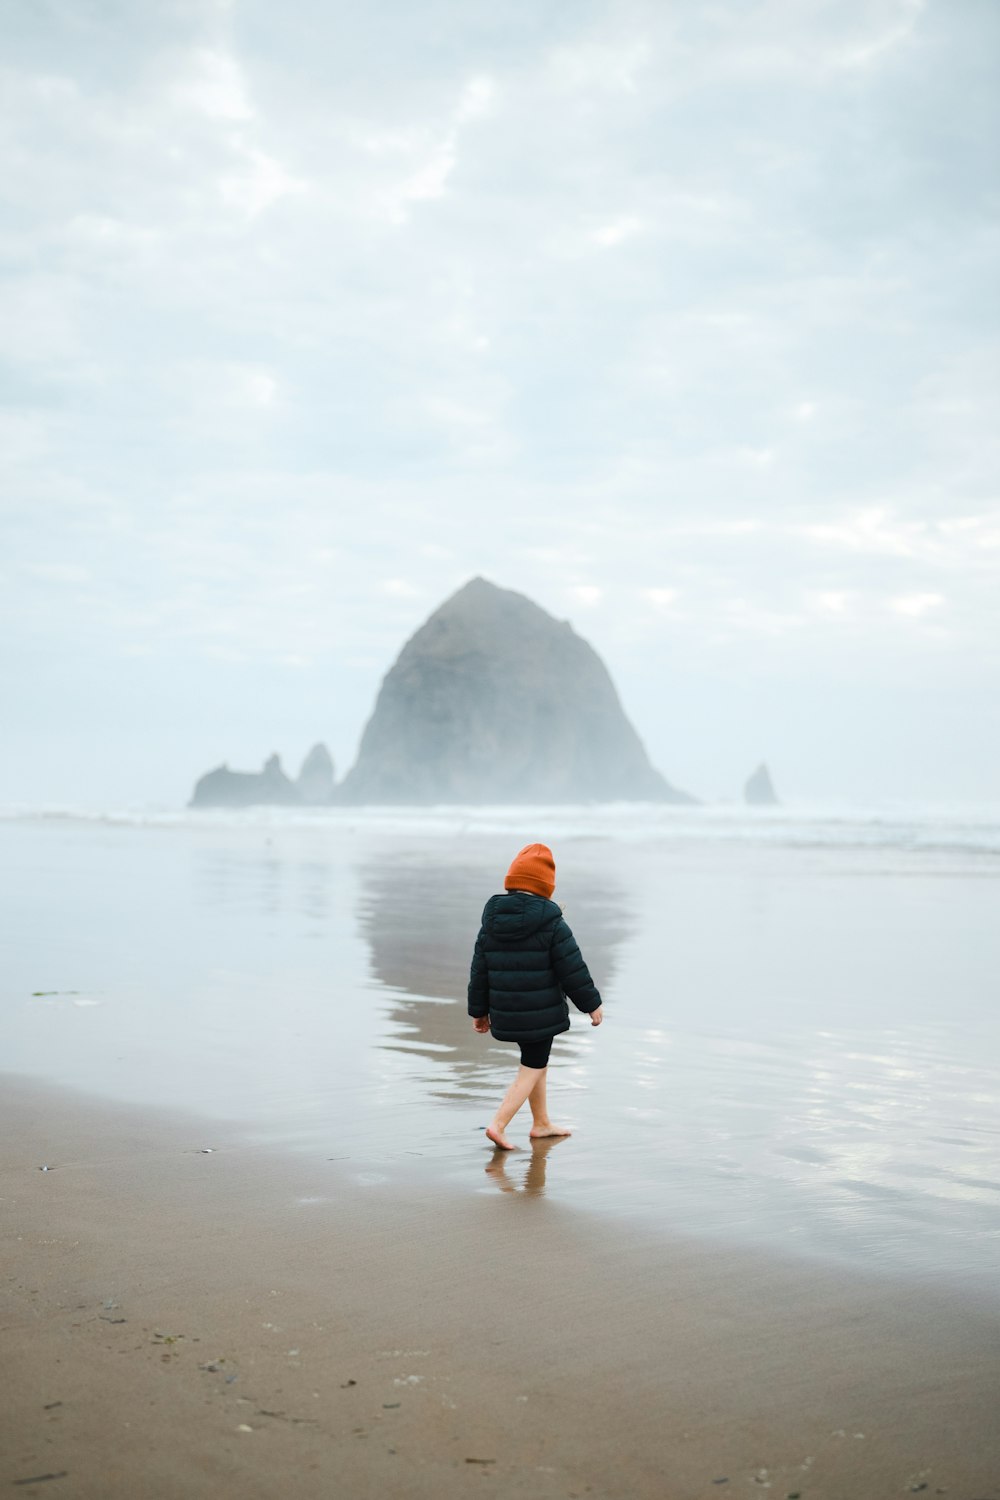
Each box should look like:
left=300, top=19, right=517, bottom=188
left=472, top=1016, right=491, bottom=1034
left=590, top=1006, right=604, bottom=1027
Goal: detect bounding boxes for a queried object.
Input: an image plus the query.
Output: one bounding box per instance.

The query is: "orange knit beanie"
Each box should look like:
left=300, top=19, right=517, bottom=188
left=504, top=843, right=556, bottom=900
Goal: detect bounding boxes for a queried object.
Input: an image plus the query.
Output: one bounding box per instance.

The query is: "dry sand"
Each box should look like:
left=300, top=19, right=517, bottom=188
left=2, top=1075, right=998, bottom=1500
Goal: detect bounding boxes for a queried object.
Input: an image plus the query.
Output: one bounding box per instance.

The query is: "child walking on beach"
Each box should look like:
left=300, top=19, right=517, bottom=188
left=468, top=843, right=603, bottom=1149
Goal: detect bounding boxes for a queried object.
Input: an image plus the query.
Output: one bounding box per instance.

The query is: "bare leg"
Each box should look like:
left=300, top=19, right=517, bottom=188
left=486, top=1065, right=544, bottom=1149
left=527, top=1068, right=572, bottom=1139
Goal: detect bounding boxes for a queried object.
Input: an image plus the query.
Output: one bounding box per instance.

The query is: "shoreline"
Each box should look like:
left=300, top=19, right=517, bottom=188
left=3, top=1076, right=999, bottom=1499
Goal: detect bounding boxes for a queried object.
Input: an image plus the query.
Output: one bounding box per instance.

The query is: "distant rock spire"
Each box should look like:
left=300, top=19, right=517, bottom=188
left=296, top=743, right=336, bottom=804
left=744, top=763, right=779, bottom=806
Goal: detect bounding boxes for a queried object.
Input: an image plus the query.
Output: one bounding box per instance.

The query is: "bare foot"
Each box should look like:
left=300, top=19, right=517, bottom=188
left=486, top=1124, right=516, bottom=1150
left=528, top=1122, right=572, bottom=1139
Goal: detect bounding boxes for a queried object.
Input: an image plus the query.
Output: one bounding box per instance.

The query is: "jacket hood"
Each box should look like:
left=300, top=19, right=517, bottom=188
left=481, top=891, right=561, bottom=942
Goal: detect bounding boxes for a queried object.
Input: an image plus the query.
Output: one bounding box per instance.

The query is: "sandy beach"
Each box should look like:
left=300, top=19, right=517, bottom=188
left=3, top=1075, right=999, bottom=1500
left=4, top=807, right=1000, bottom=1496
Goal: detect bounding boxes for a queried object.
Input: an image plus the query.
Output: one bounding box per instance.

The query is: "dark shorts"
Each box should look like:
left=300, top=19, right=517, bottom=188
left=517, top=1037, right=553, bottom=1070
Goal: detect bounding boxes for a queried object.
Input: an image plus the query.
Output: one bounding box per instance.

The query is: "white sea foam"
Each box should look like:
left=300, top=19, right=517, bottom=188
left=2, top=799, right=999, bottom=861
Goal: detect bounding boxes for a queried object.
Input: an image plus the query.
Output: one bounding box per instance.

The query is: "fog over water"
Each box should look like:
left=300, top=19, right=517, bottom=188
left=4, top=805, right=999, bottom=1296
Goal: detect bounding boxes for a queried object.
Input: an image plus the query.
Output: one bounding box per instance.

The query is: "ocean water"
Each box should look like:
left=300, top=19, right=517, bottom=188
left=3, top=802, right=999, bottom=1294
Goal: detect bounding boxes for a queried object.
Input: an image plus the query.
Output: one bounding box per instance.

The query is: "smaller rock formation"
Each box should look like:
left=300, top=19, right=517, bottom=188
left=744, top=763, right=779, bottom=806
left=190, top=753, right=299, bottom=808
left=296, top=743, right=336, bottom=804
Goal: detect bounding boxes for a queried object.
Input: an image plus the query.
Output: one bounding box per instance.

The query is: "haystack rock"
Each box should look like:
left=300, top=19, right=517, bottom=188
left=296, top=742, right=336, bottom=804
left=190, top=752, right=298, bottom=807
left=744, top=763, right=779, bottom=806
left=338, top=577, right=693, bottom=805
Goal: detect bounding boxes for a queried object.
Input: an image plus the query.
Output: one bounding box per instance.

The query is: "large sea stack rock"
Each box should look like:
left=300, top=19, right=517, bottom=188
left=338, top=577, right=692, bottom=805
left=744, top=763, right=779, bottom=806
left=296, top=742, right=336, bottom=804
left=190, top=753, right=298, bottom=807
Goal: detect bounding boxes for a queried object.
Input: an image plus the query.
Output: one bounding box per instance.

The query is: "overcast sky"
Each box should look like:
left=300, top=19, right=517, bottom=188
left=2, top=0, right=998, bottom=809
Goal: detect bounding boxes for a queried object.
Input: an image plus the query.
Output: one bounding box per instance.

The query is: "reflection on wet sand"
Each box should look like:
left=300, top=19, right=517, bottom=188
left=357, top=842, right=629, bottom=1097
left=484, top=1134, right=569, bottom=1196
left=195, top=845, right=335, bottom=923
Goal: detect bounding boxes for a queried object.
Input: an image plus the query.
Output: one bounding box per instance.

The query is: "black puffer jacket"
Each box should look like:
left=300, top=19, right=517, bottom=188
left=467, top=892, right=602, bottom=1043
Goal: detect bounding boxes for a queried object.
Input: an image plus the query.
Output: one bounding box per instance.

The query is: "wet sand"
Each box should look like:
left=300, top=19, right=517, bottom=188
left=5, top=814, right=1000, bottom=1289
left=3, top=1077, right=998, bottom=1500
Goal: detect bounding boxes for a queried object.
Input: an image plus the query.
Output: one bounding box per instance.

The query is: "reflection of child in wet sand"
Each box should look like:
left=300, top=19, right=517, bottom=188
left=468, top=843, right=603, bottom=1149
left=485, top=1135, right=564, bottom=1193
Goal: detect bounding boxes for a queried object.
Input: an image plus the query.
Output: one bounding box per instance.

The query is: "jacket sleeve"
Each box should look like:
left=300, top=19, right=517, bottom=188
left=467, top=928, right=489, bottom=1017
left=551, top=918, right=602, bottom=1013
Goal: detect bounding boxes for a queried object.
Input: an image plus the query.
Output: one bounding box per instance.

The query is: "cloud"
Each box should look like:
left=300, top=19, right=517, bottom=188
left=683, top=0, right=927, bottom=82
left=570, top=585, right=603, bottom=607
left=168, top=48, right=254, bottom=122
left=547, top=35, right=650, bottom=94
left=354, top=73, right=499, bottom=224
left=1, top=0, right=998, bottom=801
left=795, top=509, right=1000, bottom=568
left=455, top=75, right=496, bottom=123
left=396, top=141, right=456, bottom=206
left=219, top=142, right=307, bottom=216
left=227, top=366, right=278, bottom=407
left=644, top=588, right=678, bottom=612
left=809, top=590, right=852, bottom=616
left=24, top=562, right=92, bottom=584
left=590, top=216, right=643, bottom=249
left=381, top=578, right=422, bottom=599
left=890, top=592, right=945, bottom=618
